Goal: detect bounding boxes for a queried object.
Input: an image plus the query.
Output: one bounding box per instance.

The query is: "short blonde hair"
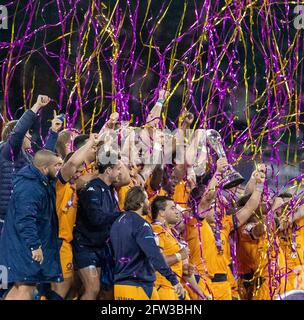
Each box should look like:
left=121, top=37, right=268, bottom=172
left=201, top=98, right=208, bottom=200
left=55, top=129, right=74, bottom=158
left=1, top=120, right=18, bottom=141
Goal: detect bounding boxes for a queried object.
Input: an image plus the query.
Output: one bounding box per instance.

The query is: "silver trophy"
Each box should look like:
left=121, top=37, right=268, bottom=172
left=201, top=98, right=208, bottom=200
left=206, top=129, right=244, bottom=189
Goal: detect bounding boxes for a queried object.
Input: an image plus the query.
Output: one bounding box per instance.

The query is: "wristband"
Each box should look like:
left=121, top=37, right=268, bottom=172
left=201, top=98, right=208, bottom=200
left=175, top=252, right=182, bottom=261
left=157, top=98, right=165, bottom=105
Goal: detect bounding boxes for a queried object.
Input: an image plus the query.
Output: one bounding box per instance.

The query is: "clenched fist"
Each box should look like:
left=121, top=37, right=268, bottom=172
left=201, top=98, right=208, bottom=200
left=31, top=95, right=51, bottom=113
left=32, top=247, right=44, bottom=264
left=36, top=95, right=51, bottom=108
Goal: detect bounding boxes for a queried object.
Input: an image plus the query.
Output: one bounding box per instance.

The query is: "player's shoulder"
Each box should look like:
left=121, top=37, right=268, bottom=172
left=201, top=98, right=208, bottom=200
left=82, top=178, right=107, bottom=193
left=151, top=222, right=165, bottom=233
left=132, top=213, right=152, bottom=229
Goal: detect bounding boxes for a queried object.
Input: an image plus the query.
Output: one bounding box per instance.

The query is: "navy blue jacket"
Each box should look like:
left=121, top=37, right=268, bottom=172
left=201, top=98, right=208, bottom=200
left=73, top=178, right=120, bottom=249
left=0, top=110, right=58, bottom=221
left=110, top=211, right=178, bottom=288
left=0, top=165, right=62, bottom=283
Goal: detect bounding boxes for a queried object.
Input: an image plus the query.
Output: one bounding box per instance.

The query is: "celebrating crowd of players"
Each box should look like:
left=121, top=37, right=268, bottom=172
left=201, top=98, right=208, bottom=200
left=0, top=91, right=304, bottom=300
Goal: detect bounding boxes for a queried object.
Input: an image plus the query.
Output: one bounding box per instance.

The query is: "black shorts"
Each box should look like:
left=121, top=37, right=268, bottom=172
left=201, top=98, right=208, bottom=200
left=72, top=239, right=115, bottom=287
left=72, top=240, right=104, bottom=269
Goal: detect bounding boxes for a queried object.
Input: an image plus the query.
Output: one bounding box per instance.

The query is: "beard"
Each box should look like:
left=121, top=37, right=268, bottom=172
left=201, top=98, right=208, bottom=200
left=47, top=169, right=58, bottom=181
left=112, top=175, right=120, bottom=185
left=47, top=173, right=57, bottom=181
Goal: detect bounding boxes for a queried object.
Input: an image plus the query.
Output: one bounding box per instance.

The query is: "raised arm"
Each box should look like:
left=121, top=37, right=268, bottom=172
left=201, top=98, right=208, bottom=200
left=146, top=89, right=169, bottom=128
left=198, top=157, right=228, bottom=213
left=98, top=112, right=120, bottom=137
left=59, top=134, right=98, bottom=182
left=235, top=171, right=265, bottom=227
left=44, top=110, right=63, bottom=151
left=2, top=95, right=50, bottom=159
left=244, top=164, right=266, bottom=195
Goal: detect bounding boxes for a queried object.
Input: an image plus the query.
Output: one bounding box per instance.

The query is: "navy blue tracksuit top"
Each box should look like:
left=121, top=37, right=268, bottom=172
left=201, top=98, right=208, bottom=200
left=110, top=211, right=178, bottom=288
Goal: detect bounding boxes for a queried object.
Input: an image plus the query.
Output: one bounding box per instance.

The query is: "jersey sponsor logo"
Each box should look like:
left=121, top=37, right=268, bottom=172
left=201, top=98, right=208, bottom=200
left=66, top=262, right=73, bottom=271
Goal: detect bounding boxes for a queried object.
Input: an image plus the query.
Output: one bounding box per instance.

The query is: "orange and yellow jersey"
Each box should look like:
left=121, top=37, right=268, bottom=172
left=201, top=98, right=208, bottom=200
left=56, top=180, right=78, bottom=243
left=206, top=215, right=235, bottom=277
left=185, top=216, right=231, bottom=278
left=253, top=230, right=286, bottom=289
left=218, top=215, right=235, bottom=267
left=152, top=222, right=183, bottom=288
left=236, top=223, right=260, bottom=275
left=114, top=285, right=159, bottom=300
left=252, top=231, right=287, bottom=300
left=144, top=214, right=153, bottom=224
left=172, top=180, right=190, bottom=209
left=279, top=217, right=304, bottom=268
left=208, top=214, right=237, bottom=301
left=277, top=217, right=304, bottom=292
left=83, top=161, right=96, bottom=174
left=185, top=217, right=210, bottom=277
left=219, top=214, right=239, bottom=298
left=116, top=177, right=137, bottom=211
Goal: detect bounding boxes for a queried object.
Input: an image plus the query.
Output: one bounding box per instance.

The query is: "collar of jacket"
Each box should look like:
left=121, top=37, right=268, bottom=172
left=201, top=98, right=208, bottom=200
left=91, top=177, right=113, bottom=190
left=16, top=164, right=53, bottom=187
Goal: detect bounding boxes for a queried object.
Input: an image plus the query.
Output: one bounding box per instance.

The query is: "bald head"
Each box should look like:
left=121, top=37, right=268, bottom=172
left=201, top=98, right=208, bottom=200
left=33, top=150, right=59, bottom=167
left=33, top=150, right=63, bottom=179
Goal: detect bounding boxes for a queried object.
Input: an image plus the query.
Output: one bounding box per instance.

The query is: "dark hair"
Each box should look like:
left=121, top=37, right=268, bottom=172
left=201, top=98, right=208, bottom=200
left=187, top=185, right=206, bottom=214
left=74, top=134, right=89, bottom=150
left=64, top=152, right=74, bottom=164
left=237, top=194, right=252, bottom=207
left=278, top=192, right=293, bottom=199
left=151, top=196, right=173, bottom=220
left=1, top=120, right=18, bottom=141
left=97, top=150, right=121, bottom=174
left=124, top=186, right=146, bottom=211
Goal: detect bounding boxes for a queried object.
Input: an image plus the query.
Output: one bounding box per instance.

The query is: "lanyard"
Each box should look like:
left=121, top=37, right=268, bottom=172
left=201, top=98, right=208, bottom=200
left=152, top=220, right=185, bottom=249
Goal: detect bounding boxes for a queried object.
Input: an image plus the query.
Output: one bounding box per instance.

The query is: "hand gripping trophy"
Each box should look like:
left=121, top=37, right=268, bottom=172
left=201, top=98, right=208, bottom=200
left=206, top=129, right=245, bottom=189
